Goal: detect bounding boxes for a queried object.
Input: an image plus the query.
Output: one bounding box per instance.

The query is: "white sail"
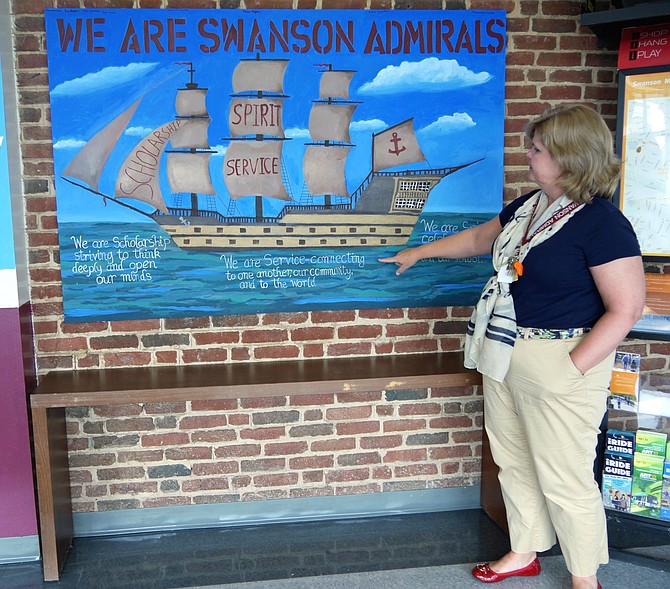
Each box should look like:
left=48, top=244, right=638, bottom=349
left=303, top=145, right=350, bottom=198
left=308, top=103, right=357, bottom=144
left=223, top=141, right=290, bottom=201
left=63, top=98, right=142, bottom=193
left=373, top=119, right=426, bottom=172
left=170, top=119, right=211, bottom=150
left=319, top=70, right=354, bottom=100
left=229, top=97, right=284, bottom=138
left=175, top=88, right=208, bottom=117
left=113, top=121, right=183, bottom=213
left=232, top=59, right=288, bottom=94
left=167, top=152, right=215, bottom=195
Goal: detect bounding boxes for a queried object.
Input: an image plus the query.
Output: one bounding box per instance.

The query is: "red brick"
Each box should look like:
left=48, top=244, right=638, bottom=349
left=398, top=403, right=441, bottom=416
left=394, top=464, right=438, bottom=477
left=241, top=329, right=287, bottom=343
left=193, top=332, right=240, bottom=345
left=384, top=449, right=427, bottom=462
left=337, top=325, right=382, bottom=339
left=325, top=468, right=369, bottom=484
left=253, top=473, right=299, bottom=487
left=327, top=342, right=372, bottom=356
left=109, top=482, right=158, bottom=495
left=165, top=447, right=212, bottom=461
left=289, top=455, right=334, bottom=470
left=254, top=345, right=300, bottom=359
left=383, top=419, right=426, bottom=432
left=191, top=399, right=238, bottom=411
left=179, top=415, right=228, bottom=430
left=290, top=326, right=335, bottom=341
left=301, top=470, right=325, bottom=483
left=360, top=435, right=403, bottom=449
left=429, top=416, right=474, bottom=429
left=141, top=433, right=190, bottom=447
left=325, top=406, right=372, bottom=420
left=191, top=430, right=237, bottom=443
left=103, top=352, right=152, bottom=367
left=393, top=339, right=438, bottom=354
left=191, top=462, right=238, bottom=476
left=239, top=426, right=285, bottom=440
left=386, top=322, right=430, bottom=337
left=311, top=438, right=356, bottom=452
left=215, top=444, right=261, bottom=458
left=264, top=441, right=308, bottom=456
left=181, top=348, right=228, bottom=363
left=182, top=478, right=230, bottom=492
left=289, top=393, right=334, bottom=406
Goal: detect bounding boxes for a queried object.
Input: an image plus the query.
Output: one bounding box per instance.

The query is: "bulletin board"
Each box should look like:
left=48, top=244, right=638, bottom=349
left=44, top=8, right=506, bottom=323
left=616, top=65, right=670, bottom=340
left=616, top=66, right=670, bottom=260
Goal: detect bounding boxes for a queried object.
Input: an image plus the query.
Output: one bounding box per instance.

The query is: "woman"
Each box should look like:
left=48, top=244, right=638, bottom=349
left=380, top=105, right=645, bottom=589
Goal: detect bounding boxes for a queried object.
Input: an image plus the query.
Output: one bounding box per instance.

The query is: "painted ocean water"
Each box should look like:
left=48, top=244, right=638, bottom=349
left=58, top=212, right=495, bottom=323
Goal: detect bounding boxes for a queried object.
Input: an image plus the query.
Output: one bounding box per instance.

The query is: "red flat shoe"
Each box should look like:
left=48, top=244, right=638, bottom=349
left=471, top=558, right=541, bottom=583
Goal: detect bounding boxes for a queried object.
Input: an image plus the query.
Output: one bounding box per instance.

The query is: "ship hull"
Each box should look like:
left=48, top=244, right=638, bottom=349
left=155, top=210, right=422, bottom=251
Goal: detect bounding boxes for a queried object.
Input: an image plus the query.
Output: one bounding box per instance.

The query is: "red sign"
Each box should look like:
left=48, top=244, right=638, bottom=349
left=618, top=22, right=670, bottom=70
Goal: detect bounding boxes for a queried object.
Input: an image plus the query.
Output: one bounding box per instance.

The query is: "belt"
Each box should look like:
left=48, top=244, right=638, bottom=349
left=516, top=327, right=591, bottom=340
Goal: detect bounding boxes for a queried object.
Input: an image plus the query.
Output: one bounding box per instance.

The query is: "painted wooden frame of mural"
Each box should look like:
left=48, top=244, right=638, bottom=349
left=45, top=9, right=506, bottom=323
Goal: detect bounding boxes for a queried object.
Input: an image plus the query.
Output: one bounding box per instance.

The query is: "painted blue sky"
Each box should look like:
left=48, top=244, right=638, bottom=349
left=0, top=57, right=15, bottom=270
left=46, top=9, right=506, bottom=223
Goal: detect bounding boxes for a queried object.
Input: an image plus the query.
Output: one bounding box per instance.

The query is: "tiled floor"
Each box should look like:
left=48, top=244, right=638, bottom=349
left=0, top=509, right=667, bottom=589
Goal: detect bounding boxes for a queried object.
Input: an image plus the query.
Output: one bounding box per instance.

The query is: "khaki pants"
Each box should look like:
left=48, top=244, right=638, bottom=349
left=483, top=336, right=615, bottom=577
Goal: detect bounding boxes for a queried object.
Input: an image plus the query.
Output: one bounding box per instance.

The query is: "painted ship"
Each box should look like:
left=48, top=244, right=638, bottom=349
left=62, top=59, right=480, bottom=252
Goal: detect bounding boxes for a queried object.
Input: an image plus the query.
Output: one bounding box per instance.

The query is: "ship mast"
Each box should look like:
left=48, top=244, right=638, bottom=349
left=166, top=62, right=216, bottom=217
left=303, top=64, right=359, bottom=209
left=224, top=54, right=292, bottom=222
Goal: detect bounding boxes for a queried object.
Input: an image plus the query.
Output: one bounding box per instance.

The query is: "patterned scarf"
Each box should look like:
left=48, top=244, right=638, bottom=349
left=463, top=190, right=584, bottom=382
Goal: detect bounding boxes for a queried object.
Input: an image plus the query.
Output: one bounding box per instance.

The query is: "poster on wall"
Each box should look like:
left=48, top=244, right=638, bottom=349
left=617, top=66, right=670, bottom=259
left=616, top=65, right=670, bottom=340
left=45, top=9, right=506, bottom=323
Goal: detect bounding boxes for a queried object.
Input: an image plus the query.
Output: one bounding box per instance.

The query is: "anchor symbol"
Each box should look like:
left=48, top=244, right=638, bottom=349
left=388, top=132, right=406, bottom=156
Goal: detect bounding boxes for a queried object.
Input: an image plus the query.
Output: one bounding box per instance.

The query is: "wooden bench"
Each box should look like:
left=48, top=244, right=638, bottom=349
left=29, top=351, right=481, bottom=581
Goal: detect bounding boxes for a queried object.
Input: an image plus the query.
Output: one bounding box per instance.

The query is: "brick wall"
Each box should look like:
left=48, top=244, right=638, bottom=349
left=10, top=0, right=670, bottom=515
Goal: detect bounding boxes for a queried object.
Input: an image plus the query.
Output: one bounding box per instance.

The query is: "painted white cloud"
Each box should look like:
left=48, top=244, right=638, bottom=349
left=125, top=126, right=153, bottom=137
left=285, top=127, right=310, bottom=139
left=359, top=58, right=491, bottom=95
left=53, top=138, right=86, bottom=150
left=51, top=63, right=160, bottom=97
left=350, top=119, right=387, bottom=133
left=420, top=112, right=476, bottom=136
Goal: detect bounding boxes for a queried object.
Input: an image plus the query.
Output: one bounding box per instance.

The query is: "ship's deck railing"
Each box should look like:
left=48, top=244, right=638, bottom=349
left=277, top=203, right=352, bottom=219
left=156, top=208, right=283, bottom=225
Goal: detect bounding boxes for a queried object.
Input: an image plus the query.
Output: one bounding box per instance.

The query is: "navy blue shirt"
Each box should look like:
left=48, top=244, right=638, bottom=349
left=499, top=192, right=641, bottom=329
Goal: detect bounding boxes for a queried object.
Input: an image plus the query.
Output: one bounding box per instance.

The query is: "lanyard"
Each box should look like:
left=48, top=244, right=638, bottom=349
left=521, top=198, right=581, bottom=246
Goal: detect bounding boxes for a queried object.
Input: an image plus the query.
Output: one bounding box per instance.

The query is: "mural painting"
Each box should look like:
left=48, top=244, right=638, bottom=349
left=44, top=9, right=506, bottom=322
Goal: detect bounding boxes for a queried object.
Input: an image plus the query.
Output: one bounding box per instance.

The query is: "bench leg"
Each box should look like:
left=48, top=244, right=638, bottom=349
left=32, top=406, right=73, bottom=581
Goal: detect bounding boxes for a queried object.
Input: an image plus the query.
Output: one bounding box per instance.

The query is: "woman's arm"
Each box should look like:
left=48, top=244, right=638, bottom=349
left=379, top=216, right=503, bottom=275
left=569, top=256, right=646, bottom=374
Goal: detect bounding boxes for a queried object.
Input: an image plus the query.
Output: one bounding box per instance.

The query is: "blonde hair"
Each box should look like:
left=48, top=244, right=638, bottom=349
left=524, top=105, right=621, bottom=203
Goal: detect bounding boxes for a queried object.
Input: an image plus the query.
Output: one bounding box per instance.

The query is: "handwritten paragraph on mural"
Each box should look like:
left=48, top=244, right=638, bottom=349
left=70, top=234, right=171, bottom=285
left=221, top=252, right=363, bottom=290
